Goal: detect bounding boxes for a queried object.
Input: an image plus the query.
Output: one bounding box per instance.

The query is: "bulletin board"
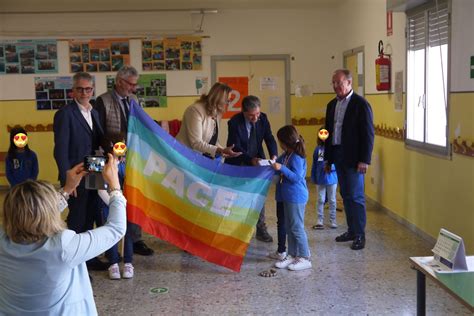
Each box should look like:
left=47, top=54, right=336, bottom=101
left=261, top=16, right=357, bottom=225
left=69, top=39, right=130, bottom=73
left=34, top=76, right=96, bottom=110
left=0, top=40, right=58, bottom=74
left=106, top=73, right=167, bottom=107
left=142, top=36, right=202, bottom=71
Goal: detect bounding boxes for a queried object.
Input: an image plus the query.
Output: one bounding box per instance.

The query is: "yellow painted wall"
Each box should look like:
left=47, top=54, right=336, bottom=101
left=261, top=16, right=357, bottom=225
left=0, top=96, right=196, bottom=185
left=365, top=93, right=474, bottom=254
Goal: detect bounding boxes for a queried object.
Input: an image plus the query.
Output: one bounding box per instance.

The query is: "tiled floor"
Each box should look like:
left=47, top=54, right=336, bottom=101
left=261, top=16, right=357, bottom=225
left=0, top=185, right=471, bottom=315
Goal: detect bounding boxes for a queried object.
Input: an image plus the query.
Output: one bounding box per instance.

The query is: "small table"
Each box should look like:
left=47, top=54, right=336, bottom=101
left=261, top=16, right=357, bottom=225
left=410, top=256, right=474, bottom=316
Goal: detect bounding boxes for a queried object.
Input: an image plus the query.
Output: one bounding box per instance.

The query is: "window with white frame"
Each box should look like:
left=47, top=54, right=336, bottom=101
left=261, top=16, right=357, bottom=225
left=406, top=0, right=449, bottom=153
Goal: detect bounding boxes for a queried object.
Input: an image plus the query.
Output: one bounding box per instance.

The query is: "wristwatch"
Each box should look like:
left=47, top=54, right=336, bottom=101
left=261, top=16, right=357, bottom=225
left=58, top=188, right=70, bottom=201
left=107, top=187, right=122, bottom=197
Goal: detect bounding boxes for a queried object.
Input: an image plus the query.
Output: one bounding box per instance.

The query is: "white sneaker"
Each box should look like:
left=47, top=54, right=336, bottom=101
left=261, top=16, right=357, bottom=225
left=108, top=263, right=121, bottom=280
left=288, top=257, right=312, bottom=271
left=268, top=251, right=286, bottom=260
left=275, top=255, right=294, bottom=269
left=330, top=220, right=338, bottom=229
left=122, top=263, right=134, bottom=279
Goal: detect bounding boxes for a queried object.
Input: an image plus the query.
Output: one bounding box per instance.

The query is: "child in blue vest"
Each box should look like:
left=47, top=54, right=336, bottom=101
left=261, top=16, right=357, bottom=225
left=311, top=127, right=338, bottom=229
left=5, top=127, right=39, bottom=187
left=272, top=125, right=311, bottom=271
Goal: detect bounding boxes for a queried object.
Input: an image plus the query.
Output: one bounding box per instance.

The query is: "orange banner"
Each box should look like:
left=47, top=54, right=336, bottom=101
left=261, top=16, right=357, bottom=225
left=218, top=77, right=249, bottom=119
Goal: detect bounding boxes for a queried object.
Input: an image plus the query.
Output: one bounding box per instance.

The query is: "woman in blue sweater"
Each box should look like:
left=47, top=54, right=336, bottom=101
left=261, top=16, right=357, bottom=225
left=272, top=125, right=311, bottom=271
left=5, top=127, right=39, bottom=187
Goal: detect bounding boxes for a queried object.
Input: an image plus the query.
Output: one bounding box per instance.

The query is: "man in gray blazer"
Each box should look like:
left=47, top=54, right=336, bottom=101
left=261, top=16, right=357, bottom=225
left=95, top=65, right=154, bottom=256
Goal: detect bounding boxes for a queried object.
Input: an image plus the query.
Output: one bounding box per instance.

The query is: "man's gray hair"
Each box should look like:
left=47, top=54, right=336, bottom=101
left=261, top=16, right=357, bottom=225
left=242, top=95, right=261, bottom=112
left=334, top=69, right=353, bottom=81
left=116, top=65, right=139, bottom=80
left=72, top=72, right=93, bottom=87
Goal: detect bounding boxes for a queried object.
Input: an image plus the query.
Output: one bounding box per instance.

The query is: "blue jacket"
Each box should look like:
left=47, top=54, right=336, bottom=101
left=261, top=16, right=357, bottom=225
left=226, top=112, right=278, bottom=166
left=5, top=151, right=39, bottom=187
left=53, top=101, right=103, bottom=185
left=275, top=152, right=308, bottom=204
left=311, top=145, right=337, bottom=185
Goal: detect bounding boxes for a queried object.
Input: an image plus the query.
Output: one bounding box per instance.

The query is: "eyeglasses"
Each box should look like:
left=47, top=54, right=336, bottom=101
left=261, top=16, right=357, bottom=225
left=74, top=87, right=94, bottom=93
left=120, top=77, right=138, bottom=87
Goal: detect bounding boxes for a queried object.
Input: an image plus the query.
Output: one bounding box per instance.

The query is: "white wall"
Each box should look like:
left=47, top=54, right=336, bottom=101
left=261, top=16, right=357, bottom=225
left=450, top=0, right=474, bottom=92
left=0, top=8, right=343, bottom=100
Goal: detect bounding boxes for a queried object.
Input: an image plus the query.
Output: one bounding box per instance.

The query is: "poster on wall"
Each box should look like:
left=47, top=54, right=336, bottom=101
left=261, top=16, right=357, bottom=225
left=69, top=39, right=130, bottom=73
left=142, top=36, right=202, bottom=71
left=34, top=76, right=95, bottom=110
left=0, top=40, right=58, bottom=75
left=107, top=74, right=167, bottom=107
left=218, top=77, right=249, bottom=119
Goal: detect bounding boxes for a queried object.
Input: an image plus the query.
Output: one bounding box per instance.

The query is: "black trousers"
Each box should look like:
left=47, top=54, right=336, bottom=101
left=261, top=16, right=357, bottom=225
left=66, top=186, right=102, bottom=233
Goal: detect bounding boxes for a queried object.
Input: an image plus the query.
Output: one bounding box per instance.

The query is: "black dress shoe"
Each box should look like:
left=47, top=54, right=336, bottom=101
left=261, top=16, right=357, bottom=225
left=335, top=232, right=356, bottom=242
left=86, top=257, right=109, bottom=271
left=256, top=229, right=273, bottom=243
left=351, top=236, right=366, bottom=250
left=133, top=240, right=154, bottom=256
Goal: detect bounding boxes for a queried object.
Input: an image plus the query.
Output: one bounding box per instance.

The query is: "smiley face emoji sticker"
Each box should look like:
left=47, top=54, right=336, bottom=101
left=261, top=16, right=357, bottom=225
left=14, top=133, right=28, bottom=148
left=113, top=142, right=127, bottom=156
left=318, top=129, right=329, bottom=141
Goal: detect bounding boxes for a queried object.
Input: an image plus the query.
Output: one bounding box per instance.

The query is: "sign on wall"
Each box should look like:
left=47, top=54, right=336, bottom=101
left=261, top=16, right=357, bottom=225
left=69, top=39, right=130, bottom=73
left=34, top=76, right=95, bottom=110
left=142, top=36, right=202, bottom=71
left=218, top=77, right=249, bottom=119
left=0, top=40, right=58, bottom=74
left=107, top=74, right=167, bottom=107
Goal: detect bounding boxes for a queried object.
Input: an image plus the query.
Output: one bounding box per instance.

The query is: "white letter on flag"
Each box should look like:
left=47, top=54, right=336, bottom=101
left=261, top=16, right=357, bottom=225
left=211, top=189, right=237, bottom=217
left=162, top=168, right=185, bottom=197
left=143, top=152, right=167, bottom=176
left=187, top=182, right=212, bottom=207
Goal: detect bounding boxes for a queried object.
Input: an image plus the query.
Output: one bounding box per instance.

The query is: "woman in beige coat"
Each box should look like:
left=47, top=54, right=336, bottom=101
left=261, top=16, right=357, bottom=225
left=176, top=82, right=241, bottom=158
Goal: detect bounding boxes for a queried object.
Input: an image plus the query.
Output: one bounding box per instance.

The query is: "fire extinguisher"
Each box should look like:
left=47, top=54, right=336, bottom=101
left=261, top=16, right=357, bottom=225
left=375, top=40, right=391, bottom=91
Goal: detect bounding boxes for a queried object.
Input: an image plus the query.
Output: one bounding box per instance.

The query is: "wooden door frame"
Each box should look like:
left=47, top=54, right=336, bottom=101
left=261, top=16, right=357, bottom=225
left=210, top=54, right=291, bottom=125
left=343, top=46, right=365, bottom=96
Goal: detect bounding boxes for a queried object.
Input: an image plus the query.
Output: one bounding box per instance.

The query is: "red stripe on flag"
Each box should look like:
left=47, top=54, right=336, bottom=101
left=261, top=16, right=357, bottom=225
left=128, top=203, right=245, bottom=272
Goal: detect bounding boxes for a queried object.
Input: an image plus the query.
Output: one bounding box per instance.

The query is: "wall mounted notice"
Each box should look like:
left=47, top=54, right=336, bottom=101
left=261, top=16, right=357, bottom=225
left=69, top=39, right=130, bottom=73
left=0, top=40, right=58, bottom=74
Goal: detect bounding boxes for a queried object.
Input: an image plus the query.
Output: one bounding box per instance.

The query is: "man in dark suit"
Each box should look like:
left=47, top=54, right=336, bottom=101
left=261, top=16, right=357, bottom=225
left=226, top=95, right=278, bottom=242
left=53, top=72, right=107, bottom=270
left=324, top=69, right=374, bottom=250
left=94, top=65, right=153, bottom=256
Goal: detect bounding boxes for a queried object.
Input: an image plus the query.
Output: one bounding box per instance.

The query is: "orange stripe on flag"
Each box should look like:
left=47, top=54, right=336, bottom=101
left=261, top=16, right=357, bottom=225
left=128, top=203, right=245, bottom=272
left=125, top=185, right=250, bottom=257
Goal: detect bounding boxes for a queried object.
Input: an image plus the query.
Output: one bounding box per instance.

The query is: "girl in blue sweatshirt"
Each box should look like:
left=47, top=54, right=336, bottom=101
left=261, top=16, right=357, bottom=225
left=311, top=127, right=338, bottom=229
left=5, top=127, right=39, bottom=187
left=272, top=125, right=311, bottom=271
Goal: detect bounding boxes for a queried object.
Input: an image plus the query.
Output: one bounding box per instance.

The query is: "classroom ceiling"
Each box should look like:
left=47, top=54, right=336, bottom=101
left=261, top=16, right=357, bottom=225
left=0, top=0, right=342, bottom=13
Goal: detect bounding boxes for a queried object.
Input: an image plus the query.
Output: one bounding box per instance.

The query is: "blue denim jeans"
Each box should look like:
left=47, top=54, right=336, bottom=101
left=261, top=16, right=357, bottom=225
left=106, top=221, right=134, bottom=264
left=284, top=202, right=310, bottom=258
left=276, top=202, right=286, bottom=253
left=334, top=162, right=366, bottom=237
left=316, top=184, right=337, bottom=222
left=101, top=201, right=134, bottom=264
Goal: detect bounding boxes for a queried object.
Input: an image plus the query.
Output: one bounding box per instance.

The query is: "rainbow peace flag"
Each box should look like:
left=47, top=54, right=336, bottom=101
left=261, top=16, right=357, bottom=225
left=124, top=105, right=274, bottom=272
